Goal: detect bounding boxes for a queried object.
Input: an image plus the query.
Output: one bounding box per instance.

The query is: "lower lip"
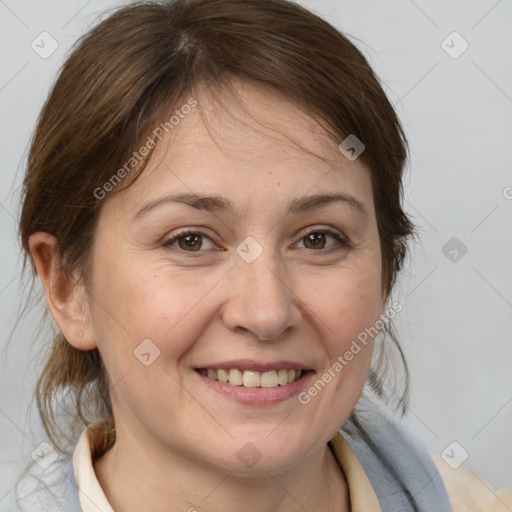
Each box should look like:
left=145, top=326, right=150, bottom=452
left=195, top=370, right=315, bottom=405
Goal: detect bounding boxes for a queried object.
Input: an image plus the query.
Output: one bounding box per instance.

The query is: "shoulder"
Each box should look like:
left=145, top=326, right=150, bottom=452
left=346, top=391, right=512, bottom=511
left=430, top=452, right=512, bottom=512
left=11, top=456, right=81, bottom=512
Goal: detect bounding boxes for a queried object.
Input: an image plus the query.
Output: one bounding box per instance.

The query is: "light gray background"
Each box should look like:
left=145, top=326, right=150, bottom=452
left=1, top=0, right=511, bottom=506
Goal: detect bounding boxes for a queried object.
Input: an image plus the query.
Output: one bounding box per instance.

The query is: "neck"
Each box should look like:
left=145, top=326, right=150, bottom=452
left=94, top=426, right=349, bottom=512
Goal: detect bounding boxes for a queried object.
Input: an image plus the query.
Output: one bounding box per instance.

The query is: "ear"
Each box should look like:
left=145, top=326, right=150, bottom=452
left=28, top=232, right=97, bottom=351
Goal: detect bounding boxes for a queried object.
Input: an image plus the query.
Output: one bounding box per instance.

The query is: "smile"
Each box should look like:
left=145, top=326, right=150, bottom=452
left=198, top=368, right=304, bottom=388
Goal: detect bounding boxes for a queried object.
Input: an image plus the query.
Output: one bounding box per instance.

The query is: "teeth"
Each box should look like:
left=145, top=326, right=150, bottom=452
left=261, top=370, right=278, bottom=388
left=200, top=368, right=304, bottom=387
left=242, top=370, right=260, bottom=388
left=228, top=369, right=243, bottom=386
left=217, top=368, right=229, bottom=383
left=277, top=369, right=288, bottom=386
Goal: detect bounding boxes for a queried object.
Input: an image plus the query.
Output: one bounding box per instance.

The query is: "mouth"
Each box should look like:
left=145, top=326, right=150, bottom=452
left=197, top=368, right=306, bottom=388
left=194, top=362, right=315, bottom=405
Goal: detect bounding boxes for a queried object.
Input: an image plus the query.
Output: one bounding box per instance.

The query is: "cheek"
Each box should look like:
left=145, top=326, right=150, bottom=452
left=87, top=258, right=216, bottom=419
left=305, top=263, right=383, bottom=391
left=312, top=265, right=384, bottom=343
left=88, top=249, right=219, bottom=378
left=293, top=267, right=383, bottom=435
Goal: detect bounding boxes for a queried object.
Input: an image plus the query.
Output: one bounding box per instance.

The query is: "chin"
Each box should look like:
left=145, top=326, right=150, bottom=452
left=195, top=434, right=313, bottom=476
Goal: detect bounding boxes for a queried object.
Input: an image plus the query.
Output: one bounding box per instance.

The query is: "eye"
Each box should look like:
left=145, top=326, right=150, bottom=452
left=162, top=227, right=349, bottom=256
left=296, top=228, right=349, bottom=251
left=162, top=229, right=215, bottom=253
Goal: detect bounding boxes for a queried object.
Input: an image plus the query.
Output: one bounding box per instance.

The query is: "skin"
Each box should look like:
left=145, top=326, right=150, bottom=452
left=29, top=80, right=387, bottom=512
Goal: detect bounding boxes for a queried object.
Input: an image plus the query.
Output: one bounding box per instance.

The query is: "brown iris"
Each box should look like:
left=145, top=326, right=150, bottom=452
left=178, top=234, right=203, bottom=251
left=303, top=232, right=326, bottom=249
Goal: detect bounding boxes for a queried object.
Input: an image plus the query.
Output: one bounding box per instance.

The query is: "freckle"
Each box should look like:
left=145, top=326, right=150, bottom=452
left=277, top=182, right=281, bottom=186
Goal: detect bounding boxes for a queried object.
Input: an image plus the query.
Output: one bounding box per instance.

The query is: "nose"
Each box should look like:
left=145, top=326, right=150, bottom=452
left=220, top=251, right=302, bottom=342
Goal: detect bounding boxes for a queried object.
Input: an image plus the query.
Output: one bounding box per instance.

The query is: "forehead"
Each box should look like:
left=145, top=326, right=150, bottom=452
left=104, top=80, right=375, bottom=218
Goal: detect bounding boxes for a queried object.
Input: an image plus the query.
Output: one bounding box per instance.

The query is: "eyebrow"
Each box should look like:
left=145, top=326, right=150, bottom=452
left=132, top=191, right=368, bottom=221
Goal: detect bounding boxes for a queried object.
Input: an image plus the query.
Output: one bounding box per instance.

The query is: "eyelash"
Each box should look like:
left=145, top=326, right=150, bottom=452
left=161, top=227, right=350, bottom=257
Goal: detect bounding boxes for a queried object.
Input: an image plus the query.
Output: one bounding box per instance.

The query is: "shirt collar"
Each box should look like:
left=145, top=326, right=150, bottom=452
left=72, top=424, right=114, bottom=512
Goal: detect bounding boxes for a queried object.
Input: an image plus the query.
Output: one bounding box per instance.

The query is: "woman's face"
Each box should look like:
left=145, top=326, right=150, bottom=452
left=86, top=81, right=386, bottom=473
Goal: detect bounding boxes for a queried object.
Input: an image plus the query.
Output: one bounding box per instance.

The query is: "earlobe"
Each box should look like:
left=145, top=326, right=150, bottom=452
left=28, top=232, right=97, bottom=351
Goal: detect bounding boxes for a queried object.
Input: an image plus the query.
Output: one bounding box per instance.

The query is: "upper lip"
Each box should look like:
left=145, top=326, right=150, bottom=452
left=195, top=359, right=314, bottom=372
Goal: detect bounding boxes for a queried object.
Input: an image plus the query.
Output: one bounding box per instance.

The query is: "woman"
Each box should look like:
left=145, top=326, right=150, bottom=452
left=13, top=0, right=512, bottom=511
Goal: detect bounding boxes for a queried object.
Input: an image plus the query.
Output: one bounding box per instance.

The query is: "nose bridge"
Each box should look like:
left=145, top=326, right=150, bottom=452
left=222, top=240, right=302, bottom=341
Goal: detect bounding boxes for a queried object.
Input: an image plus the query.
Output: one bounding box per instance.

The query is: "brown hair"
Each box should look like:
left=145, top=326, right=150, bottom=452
left=19, top=0, right=414, bottom=455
